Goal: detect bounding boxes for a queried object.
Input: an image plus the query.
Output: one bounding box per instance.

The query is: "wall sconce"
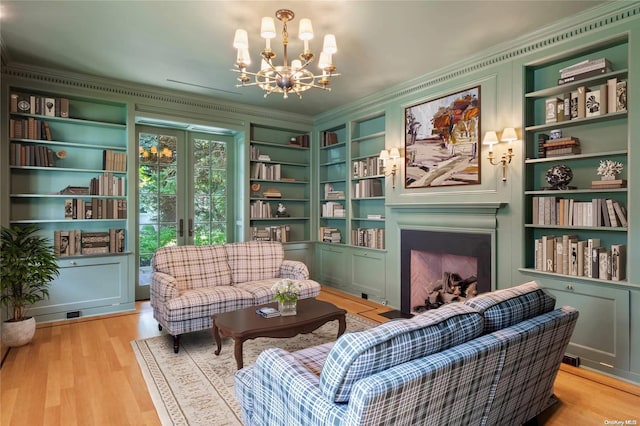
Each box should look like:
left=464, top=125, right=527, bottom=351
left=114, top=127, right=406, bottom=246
left=483, top=127, right=518, bottom=181
left=379, top=147, right=401, bottom=189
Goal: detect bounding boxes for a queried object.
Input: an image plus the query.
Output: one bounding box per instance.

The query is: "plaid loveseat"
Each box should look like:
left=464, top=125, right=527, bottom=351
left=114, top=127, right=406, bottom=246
left=150, top=241, right=320, bottom=352
left=235, top=281, right=579, bottom=425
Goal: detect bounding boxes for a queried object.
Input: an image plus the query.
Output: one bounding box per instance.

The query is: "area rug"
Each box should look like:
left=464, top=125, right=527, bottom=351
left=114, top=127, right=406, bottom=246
left=131, top=314, right=375, bottom=426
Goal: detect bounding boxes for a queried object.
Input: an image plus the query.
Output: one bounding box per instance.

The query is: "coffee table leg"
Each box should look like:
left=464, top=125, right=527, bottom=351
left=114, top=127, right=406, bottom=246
left=337, top=315, right=347, bottom=338
left=213, top=322, right=222, bottom=356
left=234, top=338, right=244, bottom=369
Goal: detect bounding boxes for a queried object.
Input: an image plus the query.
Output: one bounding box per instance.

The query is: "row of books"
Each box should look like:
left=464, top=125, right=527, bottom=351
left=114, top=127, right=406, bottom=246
left=557, top=57, right=611, bottom=85
left=321, top=131, right=339, bottom=147
left=322, top=202, right=345, bottom=218
left=352, top=179, right=383, bottom=198
left=9, top=143, right=55, bottom=167
left=288, top=134, right=310, bottom=148
left=534, top=235, right=625, bottom=281
left=352, top=156, right=382, bottom=178
left=320, top=227, right=342, bottom=243
left=250, top=225, right=292, bottom=242
left=250, top=200, right=276, bottom=218
left=54, top=228, right=125, bottom=257
left=65, top=198, right=127, bottom=220
left=545, top=78, right=627, bottom=124
left=532, top=196, right=627, bottom=228
left=88, top=172, right=126, bottom=196
left=10, top=92, right=70, bottom=117
left=251, top=162, right=281, bottom=180
left=9, top=118, right=53, bottom=140
left=103, top=149, right=127, bottom=172
left=352, top=227, right=385, bottom=249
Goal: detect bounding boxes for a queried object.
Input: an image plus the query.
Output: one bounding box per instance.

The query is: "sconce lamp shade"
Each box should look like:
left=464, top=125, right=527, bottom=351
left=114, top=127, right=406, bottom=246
left=483, top=131, right=499, bottom=147
left=379, top=149, right=390, bottom=161
left=501, top=127, right=518, bottom=143
left=389, top=147, right=400, bottom=159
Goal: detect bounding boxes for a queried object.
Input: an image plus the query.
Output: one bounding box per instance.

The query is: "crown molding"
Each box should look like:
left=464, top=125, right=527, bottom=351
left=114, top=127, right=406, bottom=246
left=314, top=2, right=640, bottom=124
left=1, top=62, right=314, bottom=126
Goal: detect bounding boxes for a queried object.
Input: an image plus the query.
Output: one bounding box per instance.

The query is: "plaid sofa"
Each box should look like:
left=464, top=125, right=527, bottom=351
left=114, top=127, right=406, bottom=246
left=150, top=241, right=320, bottom=352
left=235, top=281, right=579, bottom=426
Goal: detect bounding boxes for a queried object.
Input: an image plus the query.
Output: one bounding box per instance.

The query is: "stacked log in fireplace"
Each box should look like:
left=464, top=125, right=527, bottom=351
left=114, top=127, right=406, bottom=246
left=413, top=272, right=478, bottom=312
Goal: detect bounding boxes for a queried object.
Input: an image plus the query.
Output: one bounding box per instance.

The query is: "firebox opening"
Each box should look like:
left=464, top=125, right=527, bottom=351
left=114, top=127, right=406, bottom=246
left=401, top=229, right=492, bottom=315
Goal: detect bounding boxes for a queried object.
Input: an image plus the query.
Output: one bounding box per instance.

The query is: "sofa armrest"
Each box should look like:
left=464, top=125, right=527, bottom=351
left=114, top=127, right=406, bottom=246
left=278, top=260, right=310, bottom=280
left=150, top=271, right=179, bottom=306
left=249, top=348, right=347, bottom=425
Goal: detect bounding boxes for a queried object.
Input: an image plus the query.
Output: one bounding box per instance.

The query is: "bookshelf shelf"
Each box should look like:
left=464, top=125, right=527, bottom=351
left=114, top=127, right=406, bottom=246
left=248, top=124, right=311, bottom=242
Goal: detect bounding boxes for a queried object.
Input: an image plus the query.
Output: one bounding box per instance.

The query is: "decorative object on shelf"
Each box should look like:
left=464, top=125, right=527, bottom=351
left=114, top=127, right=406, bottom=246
left=482, top=127, right=518, bottom=182
left=379, top=148, right=400, bottom=189
left=251, top=183, right=262, bottom=193
left=596, top=159, right=623, bottom=181
left=272, top=279, right=301, bottom=316
left=232, top=9, right=339, bottom=99
left=0, top=225, right=60, bottom=347
left=404, top=86, right=480, bottom=188
left=544, top=164, right=575, bottom=190
left=275, top=203, right=290, bottom=217
left=55, top=149, right=67, bottom=159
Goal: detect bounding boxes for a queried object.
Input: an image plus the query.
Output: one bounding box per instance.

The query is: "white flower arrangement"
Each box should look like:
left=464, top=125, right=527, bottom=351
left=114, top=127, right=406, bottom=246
left=596, top=160, right=623, bottom=179
left=272, top=279, right=301, bottom=304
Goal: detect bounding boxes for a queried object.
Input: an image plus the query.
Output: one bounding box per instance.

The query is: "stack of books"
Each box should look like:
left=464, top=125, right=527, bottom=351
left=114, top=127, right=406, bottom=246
left=591, top=179, right=626, bottom=190
left=543, top=137, right=581, bottom=157
left=557, top=58, right=611, bottom=85
left=256, top=307, right=280, bottom=318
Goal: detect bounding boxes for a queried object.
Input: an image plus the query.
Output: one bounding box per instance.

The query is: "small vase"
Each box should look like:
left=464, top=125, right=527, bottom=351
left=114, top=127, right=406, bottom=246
left=278, top=300, right=297, bottom=316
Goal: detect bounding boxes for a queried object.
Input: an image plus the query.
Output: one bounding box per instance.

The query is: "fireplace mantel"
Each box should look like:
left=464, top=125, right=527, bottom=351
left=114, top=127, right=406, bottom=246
left=388, top=202, right=505, bottom=230
left=388, top=202, right=505, bottom=212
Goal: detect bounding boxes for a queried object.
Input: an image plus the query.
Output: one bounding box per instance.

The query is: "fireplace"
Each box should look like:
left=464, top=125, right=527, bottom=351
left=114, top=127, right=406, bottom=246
left=401, top=229, right=492, bottom=315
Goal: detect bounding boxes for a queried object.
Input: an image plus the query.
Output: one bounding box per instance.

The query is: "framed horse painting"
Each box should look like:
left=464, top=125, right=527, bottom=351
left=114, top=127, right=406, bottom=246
left=404, top=86, right=480, bottom=188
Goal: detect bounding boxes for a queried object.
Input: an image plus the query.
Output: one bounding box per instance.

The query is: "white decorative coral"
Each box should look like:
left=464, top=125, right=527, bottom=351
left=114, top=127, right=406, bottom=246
left=596, top=160, right=623, bottom=178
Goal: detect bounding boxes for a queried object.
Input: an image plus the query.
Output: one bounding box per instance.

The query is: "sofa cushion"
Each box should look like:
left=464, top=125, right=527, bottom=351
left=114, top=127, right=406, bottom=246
left=464, top=280, right=556, bottom=333
left=320, top=303, right=483, bottom=403
left=165, top=286, right=255, bottom=322
left=236, top=278, right=322, bottom=305
left=225, top=241, right=284, bottom=284
left=152, top=245, right=232, bottom=291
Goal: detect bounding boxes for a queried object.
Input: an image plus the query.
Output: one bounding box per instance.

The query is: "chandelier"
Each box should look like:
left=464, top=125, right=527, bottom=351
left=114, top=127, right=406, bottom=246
left=232, top=9, right=338, bottom=99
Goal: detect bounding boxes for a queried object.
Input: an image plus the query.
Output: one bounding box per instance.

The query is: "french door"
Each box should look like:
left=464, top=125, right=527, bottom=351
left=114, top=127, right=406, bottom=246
left=136, top=125, right=228, bottom=299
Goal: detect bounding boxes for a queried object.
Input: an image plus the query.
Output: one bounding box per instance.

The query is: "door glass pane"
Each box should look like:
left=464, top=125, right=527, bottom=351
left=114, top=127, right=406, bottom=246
left=192, top=137, right=227, bottom=245
left=138, top=132, right=178, bottom=286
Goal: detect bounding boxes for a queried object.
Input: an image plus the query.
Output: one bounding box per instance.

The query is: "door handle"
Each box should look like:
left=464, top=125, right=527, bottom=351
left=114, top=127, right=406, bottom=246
left=179, top=219, right=184, bottom=237
left=189, top=219, right=194, bottom=237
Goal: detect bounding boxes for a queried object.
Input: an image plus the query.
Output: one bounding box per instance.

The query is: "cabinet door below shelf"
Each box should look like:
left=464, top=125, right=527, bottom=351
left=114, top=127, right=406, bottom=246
left=30, top=254, right=132, bottom=322
left=542, top=279, right=629, bottom=372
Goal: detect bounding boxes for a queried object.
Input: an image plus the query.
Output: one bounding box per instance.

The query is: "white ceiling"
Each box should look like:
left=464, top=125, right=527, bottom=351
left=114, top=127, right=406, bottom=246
left=1, top=1, right=606, bottom=116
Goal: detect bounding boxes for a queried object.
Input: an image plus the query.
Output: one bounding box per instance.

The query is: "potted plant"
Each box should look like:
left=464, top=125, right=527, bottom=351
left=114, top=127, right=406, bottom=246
left=0, top=225, right=59, bottom=347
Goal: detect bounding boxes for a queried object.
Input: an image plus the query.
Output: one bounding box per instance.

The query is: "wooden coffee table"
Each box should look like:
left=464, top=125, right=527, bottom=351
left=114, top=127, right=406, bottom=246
left=212, top=298, right=347, bottom=369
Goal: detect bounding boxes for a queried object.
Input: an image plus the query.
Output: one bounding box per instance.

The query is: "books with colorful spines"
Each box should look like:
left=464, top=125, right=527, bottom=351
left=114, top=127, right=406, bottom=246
left=256, top=307, right=281, bottom=318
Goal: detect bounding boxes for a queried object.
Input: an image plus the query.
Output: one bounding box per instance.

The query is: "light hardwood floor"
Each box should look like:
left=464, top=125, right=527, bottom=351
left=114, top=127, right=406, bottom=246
left=1, top=286, right=638, bottom=425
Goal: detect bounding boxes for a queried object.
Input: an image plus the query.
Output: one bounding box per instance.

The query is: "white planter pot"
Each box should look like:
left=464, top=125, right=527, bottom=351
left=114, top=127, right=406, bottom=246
left=2, top=317, right=36, bottom=347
